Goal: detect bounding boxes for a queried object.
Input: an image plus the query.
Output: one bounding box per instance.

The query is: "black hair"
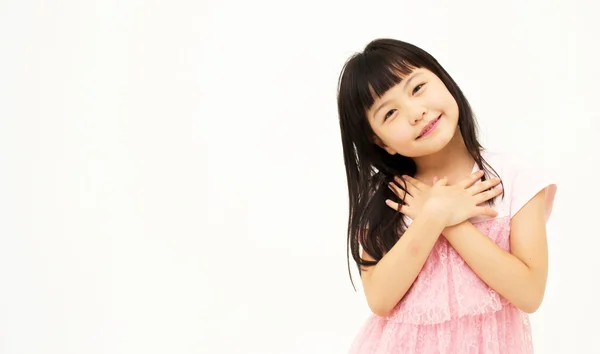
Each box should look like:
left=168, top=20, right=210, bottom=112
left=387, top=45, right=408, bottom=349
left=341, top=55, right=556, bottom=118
left=336, top=38, right=503, bottom=289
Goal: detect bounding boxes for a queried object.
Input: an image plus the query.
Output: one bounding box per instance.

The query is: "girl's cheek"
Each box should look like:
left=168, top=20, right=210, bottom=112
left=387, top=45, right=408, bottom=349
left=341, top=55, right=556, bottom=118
left=397, top=130, right=415, bottom=142
left=389, top=132, right=414, bottom=146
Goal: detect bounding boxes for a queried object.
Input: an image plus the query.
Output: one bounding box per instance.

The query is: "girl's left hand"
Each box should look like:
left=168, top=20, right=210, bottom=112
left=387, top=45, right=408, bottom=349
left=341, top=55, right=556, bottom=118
left=385, top=175, right=433, bottom=220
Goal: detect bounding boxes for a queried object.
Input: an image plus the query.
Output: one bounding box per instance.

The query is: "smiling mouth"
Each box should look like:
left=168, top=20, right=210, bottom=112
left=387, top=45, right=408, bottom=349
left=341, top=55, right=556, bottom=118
left=416, top=115, right=442, bottom=139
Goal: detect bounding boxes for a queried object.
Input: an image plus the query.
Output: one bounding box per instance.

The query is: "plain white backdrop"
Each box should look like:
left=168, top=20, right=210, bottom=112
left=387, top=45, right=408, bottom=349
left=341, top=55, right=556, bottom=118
left=0, top=0, right=598, bottom=353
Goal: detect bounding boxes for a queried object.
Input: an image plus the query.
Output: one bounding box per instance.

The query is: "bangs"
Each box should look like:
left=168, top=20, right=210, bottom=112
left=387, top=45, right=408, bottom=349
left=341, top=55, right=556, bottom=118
left=341, top=50, right=426, bottom=115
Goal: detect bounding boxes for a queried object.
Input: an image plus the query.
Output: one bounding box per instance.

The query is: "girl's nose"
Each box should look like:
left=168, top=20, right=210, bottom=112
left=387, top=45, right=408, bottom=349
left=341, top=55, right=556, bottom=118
left=409, top=108, right=427, bottom=125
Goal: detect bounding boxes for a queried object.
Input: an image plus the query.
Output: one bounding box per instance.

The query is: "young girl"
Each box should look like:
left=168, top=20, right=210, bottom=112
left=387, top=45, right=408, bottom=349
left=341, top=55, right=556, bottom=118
left=336, top=38, right=557, bottom=353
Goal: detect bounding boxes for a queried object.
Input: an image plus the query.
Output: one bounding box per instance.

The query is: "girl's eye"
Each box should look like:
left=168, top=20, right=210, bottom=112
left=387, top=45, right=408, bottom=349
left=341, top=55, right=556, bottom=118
left=384, top=109, right=396, bottom=121
left=412, top=83, right=425, bottom=95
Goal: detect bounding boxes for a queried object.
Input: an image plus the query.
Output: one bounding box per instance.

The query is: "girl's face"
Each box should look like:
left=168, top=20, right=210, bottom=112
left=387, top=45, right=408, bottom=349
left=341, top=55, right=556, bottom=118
left=366, top=68, right=460, bottom=158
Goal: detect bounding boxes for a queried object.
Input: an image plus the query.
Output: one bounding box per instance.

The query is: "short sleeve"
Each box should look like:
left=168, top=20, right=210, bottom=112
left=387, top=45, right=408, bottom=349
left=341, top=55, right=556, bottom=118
left=509, top=158, right=557, bottom=222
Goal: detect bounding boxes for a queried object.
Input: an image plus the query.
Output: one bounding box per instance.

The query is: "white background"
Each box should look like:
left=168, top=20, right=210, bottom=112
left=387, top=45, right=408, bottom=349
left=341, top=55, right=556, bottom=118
left=0, top=0, right=598, bottom=353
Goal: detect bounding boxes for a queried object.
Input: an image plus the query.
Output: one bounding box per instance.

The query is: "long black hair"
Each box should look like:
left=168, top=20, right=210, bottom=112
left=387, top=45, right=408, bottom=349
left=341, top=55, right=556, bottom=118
left=337, top=38, right=502, bottom=289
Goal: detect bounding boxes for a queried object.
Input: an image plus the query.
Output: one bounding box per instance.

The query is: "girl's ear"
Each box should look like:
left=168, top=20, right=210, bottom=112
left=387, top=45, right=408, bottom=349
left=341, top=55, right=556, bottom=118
left=372, top=135, right=396, bottom=155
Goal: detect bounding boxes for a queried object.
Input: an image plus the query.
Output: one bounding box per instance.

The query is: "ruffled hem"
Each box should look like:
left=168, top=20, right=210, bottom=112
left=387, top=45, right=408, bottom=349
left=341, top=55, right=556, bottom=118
left=350, top=304, right=532, bottom=354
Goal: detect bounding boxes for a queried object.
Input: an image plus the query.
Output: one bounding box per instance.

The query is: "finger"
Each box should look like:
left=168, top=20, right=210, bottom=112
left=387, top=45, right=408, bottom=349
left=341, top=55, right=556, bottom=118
left=475, top=206, right=498, bottom=218
left=394, top=176, right=419, bottom=200
left=402, top=190, right=414, bottom=206
left=388, top=181, right=408, bottom=200
left=468, top=177, right=502, bottom=195
left=458, top=170, right=484, bottom=189
left=435, top=176, right=449, bottom=186
left=389, top=183, right=414, bottom=208
left=433, top=176, right=439, bottom=184
left=402, top=175, right=428, bottom=190
left=473, top=185, right=503, bottom=204
left=385, top=199, right=402, bottom=213
left=394, top=175, right=418, bottom=196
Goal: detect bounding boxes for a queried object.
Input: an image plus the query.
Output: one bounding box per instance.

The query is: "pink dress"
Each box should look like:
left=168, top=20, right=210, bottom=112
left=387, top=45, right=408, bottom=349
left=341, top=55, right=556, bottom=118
left=349, top=151, right=557, bottom=354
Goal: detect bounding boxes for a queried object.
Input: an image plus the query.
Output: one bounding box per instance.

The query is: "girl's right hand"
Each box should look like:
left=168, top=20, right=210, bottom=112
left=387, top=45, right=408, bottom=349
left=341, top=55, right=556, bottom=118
left=424, top=171, right=502, bottom=227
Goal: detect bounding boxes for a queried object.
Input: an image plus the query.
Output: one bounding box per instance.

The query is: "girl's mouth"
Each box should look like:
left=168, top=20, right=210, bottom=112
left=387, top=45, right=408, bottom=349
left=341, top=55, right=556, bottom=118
left=417, top=115, right=442, bottom=139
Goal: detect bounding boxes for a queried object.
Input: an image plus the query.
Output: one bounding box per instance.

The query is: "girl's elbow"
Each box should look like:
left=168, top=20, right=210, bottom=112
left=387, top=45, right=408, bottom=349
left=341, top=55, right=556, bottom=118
left=520, top=303, right=540, bottom=314
left=371, top=305, right=392, bottom=317
left=519, top=295, right=544, bottom=314
left=367, top=299, right=394, bottom=317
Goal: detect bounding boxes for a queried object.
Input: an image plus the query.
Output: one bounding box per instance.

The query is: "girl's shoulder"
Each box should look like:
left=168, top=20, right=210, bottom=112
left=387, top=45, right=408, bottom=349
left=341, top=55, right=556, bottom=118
left=479, top=149, right=557, bottom=222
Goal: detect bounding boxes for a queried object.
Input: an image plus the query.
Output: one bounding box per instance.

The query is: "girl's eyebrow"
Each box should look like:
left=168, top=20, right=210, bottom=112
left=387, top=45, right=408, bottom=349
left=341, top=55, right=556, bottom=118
left=402, top=72, right=424, bottom=92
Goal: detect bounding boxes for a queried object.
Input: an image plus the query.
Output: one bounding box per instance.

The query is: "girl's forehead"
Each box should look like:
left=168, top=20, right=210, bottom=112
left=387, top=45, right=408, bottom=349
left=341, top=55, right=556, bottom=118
left=368, top=67, right=428, bottom=94
left=369, top=69, right=428, bottom=101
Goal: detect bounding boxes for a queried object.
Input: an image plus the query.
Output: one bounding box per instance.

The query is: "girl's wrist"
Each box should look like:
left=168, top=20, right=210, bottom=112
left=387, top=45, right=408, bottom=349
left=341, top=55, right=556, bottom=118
left=421, top=199, right=450, bottom=226
left=443, top=221, right=468, bottom=238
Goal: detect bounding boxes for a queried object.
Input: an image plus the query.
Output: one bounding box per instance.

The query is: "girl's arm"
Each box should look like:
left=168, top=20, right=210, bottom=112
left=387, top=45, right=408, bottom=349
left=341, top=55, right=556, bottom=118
left=442, top=189, right=548, bottom=313
left=360, top=204, right=445, bottom=317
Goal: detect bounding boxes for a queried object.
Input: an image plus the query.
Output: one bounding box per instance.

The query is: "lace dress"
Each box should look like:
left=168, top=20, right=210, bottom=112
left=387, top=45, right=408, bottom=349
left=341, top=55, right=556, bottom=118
left=349, top=151, right=557, bottom=354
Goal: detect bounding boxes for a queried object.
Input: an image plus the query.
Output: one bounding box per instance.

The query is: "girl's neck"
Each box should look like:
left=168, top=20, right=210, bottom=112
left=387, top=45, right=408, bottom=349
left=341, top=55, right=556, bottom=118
left=412, top=130, right=475, bottom=185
